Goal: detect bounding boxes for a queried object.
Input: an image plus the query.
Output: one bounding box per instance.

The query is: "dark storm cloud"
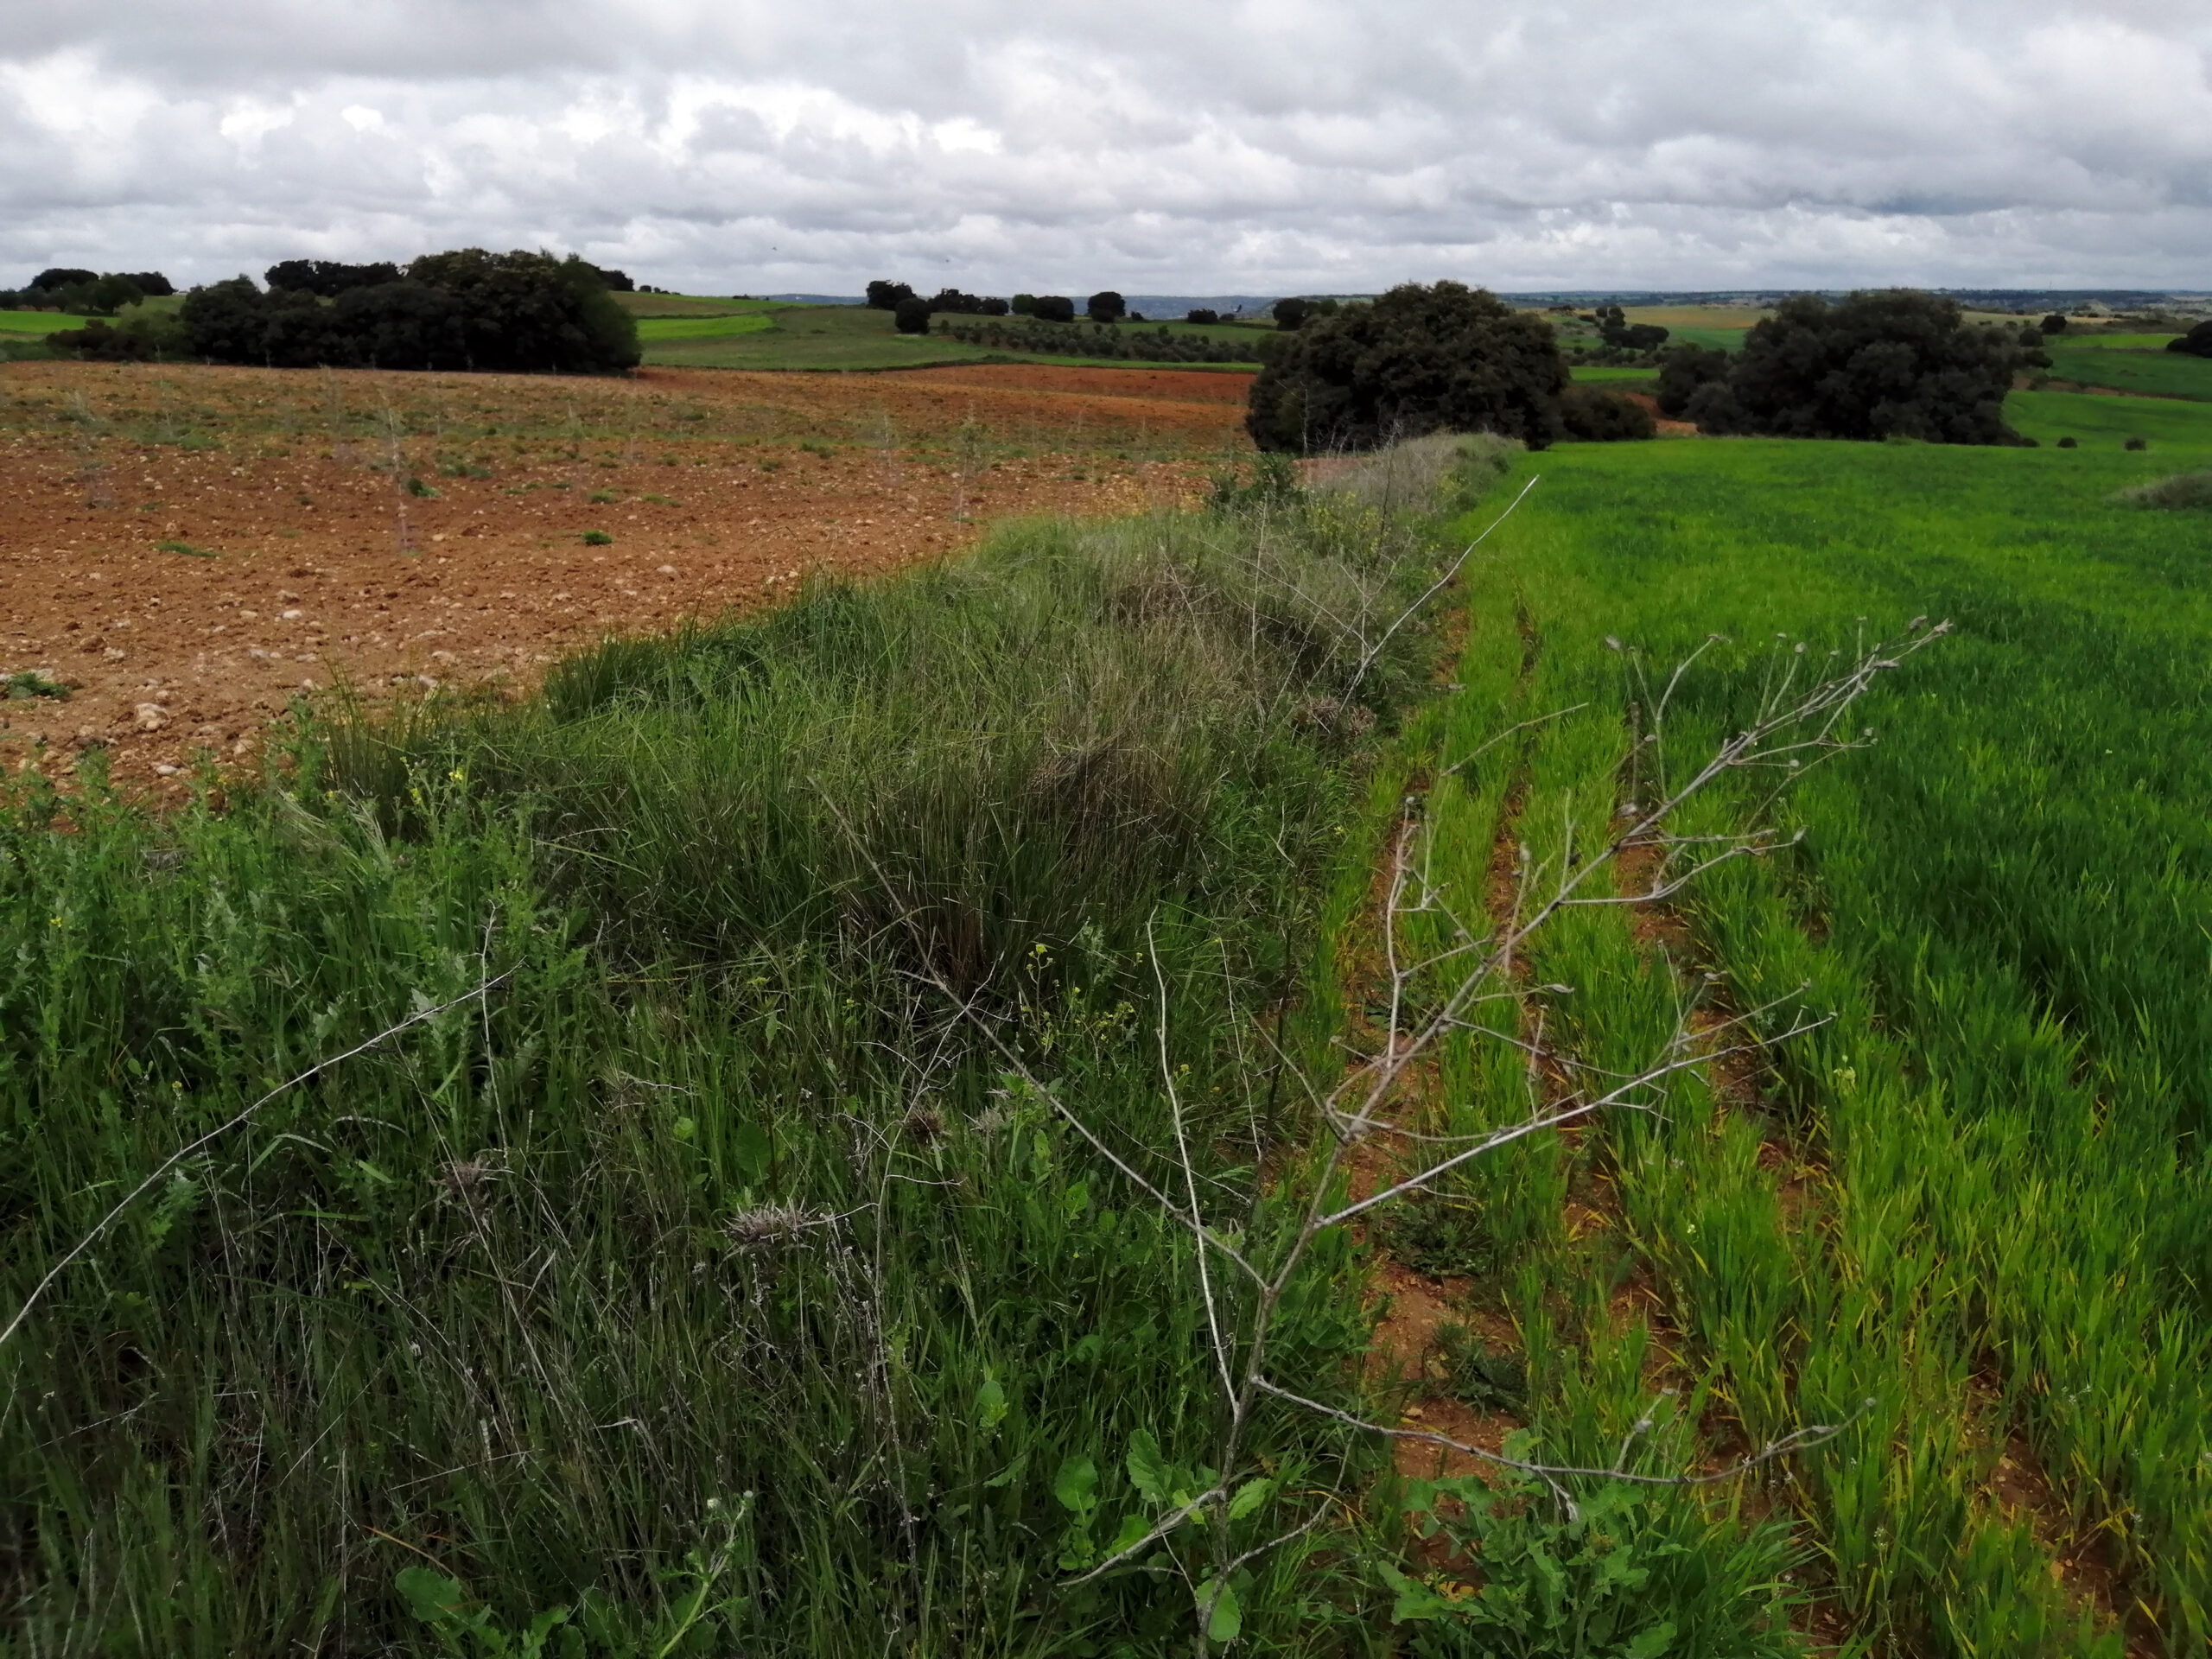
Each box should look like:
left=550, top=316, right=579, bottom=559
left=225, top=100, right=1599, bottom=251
left=2, top=0, right=2208, bottom=291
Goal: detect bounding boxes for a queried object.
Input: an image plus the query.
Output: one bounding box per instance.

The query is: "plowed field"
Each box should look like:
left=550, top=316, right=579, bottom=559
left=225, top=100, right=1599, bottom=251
left=0, top=361, right=1254, bottom=791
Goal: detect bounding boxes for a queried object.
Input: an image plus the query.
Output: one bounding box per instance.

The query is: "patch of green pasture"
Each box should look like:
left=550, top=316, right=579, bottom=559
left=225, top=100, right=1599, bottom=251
left=2043, top=343, right=2212, bottom=402
left=639, top=303, right=991, bottom=369
left=632, top=313, right=779, bottom=341
left=2005, top=387, right=2212, bottom=452
left=2044, top=332, right=2182, bottom=351
left=0, top=311, right=73, bottom=334
left=1569, top=365, right=1659, bottom=385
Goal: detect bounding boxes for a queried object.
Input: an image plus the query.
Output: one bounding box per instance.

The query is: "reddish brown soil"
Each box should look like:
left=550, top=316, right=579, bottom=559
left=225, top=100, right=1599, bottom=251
left=0, top=361, right=1253, bottom=792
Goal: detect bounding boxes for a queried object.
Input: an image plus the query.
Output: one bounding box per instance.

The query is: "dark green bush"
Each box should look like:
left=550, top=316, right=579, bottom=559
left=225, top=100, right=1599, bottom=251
left=866, top=279, right=916, bottom=310
left=1031, top=295, right=1076, bottom=324
left=1558, top=385, right=1656, bottom=441
left=1656, top=343, right=1732, bottom=416
left=1244, top=281, right=1567, bottom=454
left=1087, top=290, right=1126, bottom=323
left=48, top=313, right=185, bottom=362
left=893, top=296, right=931, bottom=334
left=2165, top=321, right=2212, bottom=358
left=1686, top=290, right=2035, bottom=444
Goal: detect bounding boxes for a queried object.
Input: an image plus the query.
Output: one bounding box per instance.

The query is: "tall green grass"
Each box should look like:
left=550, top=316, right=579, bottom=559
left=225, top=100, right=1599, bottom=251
left=0, top=480, right=1465, bottom=1653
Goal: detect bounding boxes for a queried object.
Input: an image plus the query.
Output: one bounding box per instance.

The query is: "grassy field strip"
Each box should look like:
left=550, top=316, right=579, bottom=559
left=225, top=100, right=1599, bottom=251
left=2006, top=389, right=2212, bottom=451
left=2042, top=346, right=2212, bottom=404
left=0, top=310, right=76, bottom=334
left=2044, top=334, right=2186, bottom=353
left=3, top=497, right=1483, bottom=1650
left=631, top=313, right=779, bottom=341
left=1445, top=429, right=2212, bottom=1651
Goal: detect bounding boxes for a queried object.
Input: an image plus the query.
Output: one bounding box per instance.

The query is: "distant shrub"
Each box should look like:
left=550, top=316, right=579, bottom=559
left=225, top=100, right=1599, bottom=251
left=1030, top=296, right=1076, bottom=324
left=1245, top=281, right=1567, bottom=454
left=2040, top=313, right=2068, bottom=334
left=1655, top=344, right=1732, bottom=416
left=588, top=266, right=634, bottom=292
left=1273, top=297, right=1312, bottom=332
left=265, top=259, right=403, bottom=296
left=2165, top=321, right=2212, bottom=358
left=30, top=268, right=96, bottom=292
left=2056, top=435, right=2078, bottom=448
left=980, top=296, right=1009, bottom=316
left=866, top=280, right=916, bottom=310
left=1557, top=385, right=1656, bottom=441
left=2120, top=472, right=2212, bottom=509
left=2125, top=436, right=2149, bottom=451
left=1087, top=290, right=1126, bottom=323
left=1009, top=293, right=1037, bottom=315
left=1186, top=308, right=1220, bottom=325
left=893, top=296, right=932, bottom=334
left=1684, top=290, right=2034, bottom=445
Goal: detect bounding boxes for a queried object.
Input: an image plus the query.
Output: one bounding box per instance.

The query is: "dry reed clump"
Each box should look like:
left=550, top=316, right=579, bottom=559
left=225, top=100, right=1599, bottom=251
left=1308, top=431, right=1522, bottom=517
left=2118, top=471, right=2212, bottom=510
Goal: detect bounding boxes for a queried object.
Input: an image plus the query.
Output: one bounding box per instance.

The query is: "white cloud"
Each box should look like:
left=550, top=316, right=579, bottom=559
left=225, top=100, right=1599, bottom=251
left=2, top=0, right=2209, bottom=292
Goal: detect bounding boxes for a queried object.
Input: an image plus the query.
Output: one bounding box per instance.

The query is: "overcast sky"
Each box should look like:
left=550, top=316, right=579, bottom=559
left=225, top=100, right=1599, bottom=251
left=3, top=0, right=2208, bottom=296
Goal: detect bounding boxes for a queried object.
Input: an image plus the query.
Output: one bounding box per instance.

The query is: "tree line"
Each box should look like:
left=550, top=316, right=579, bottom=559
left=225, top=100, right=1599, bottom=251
left=46, top=251, right=641, bottom=372
left=932, top=317, right=1259, bottom=364
left=868, top=281, right=1148, bottom=334
left=1, top=268, right=175, bottom=314
left=1246, top=285, right=2055, bottom=453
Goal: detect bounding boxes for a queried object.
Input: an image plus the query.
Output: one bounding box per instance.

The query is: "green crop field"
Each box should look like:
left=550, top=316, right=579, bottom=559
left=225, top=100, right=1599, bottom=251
left=1569, top=365, right=1660, bottom=386
left=1398, top=391, right=2212, bottom=1653
left=638, top=302, right=993, bottom=369
left=2045, top=342, right=2212, bottom=402
left=0, top=310, right=75, bottom=334
left=632, top=312, right=779, bottom=342
left=2008, top=385, right=2212, bottom=450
